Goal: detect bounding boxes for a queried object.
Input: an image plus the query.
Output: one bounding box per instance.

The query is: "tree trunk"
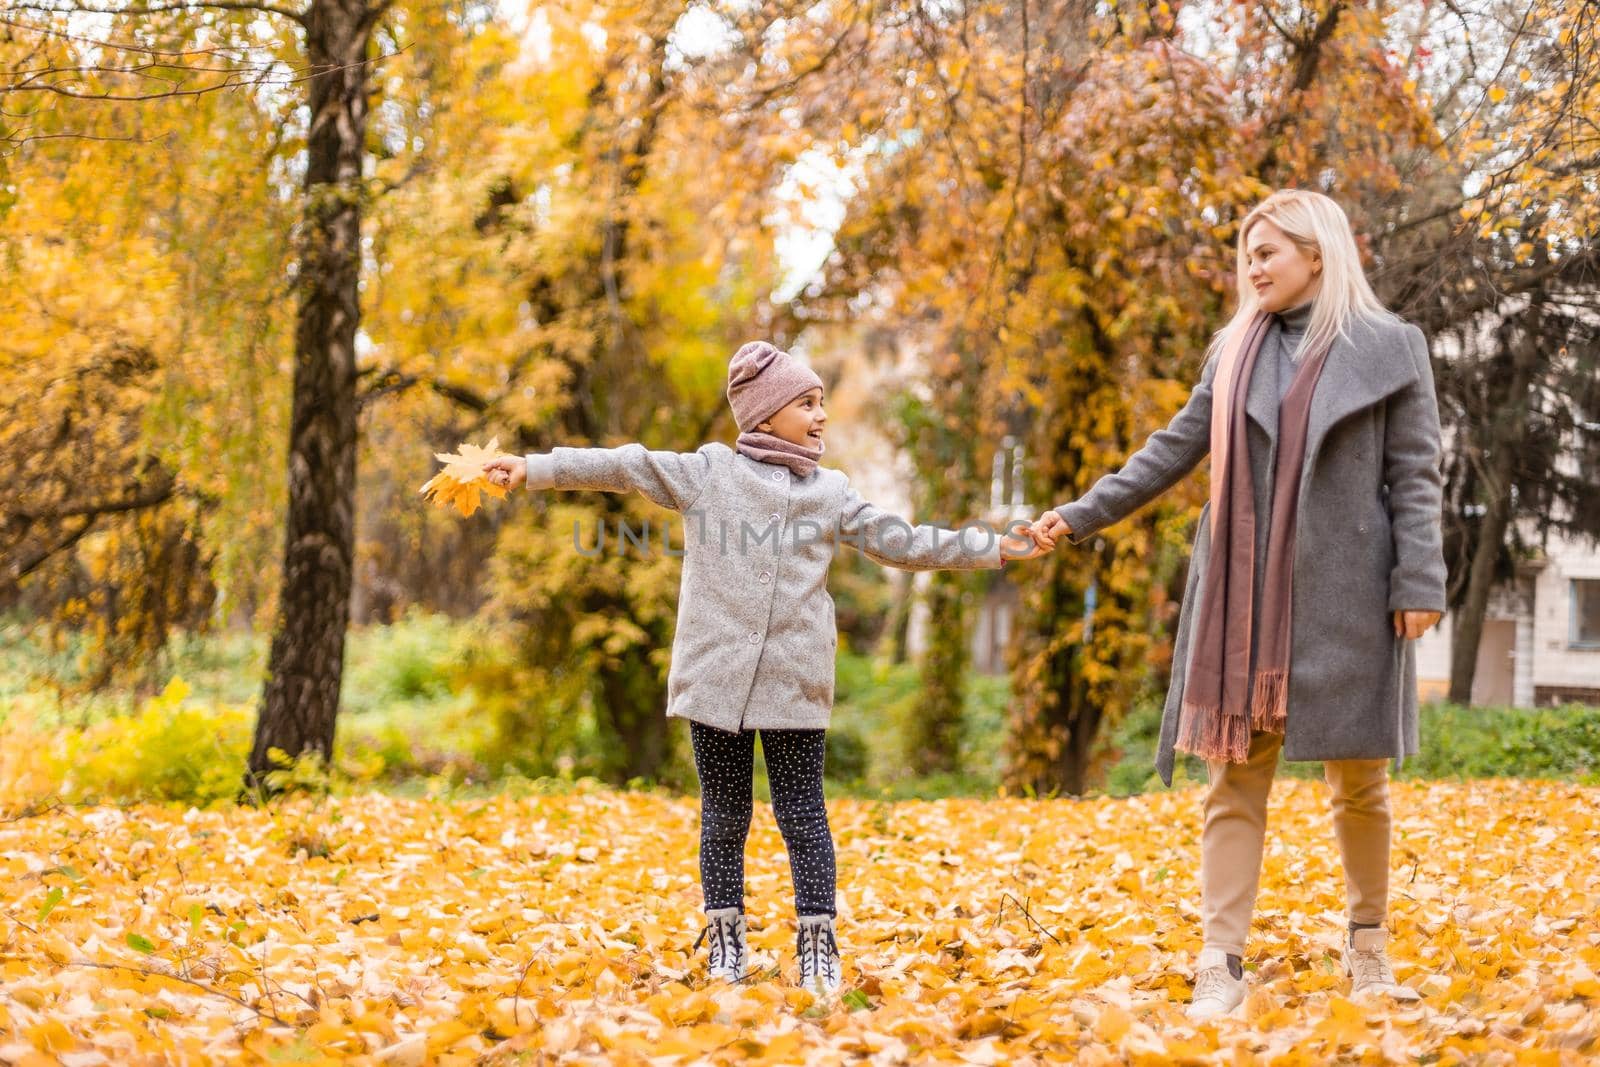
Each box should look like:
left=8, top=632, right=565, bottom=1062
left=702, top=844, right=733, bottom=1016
left=1447, top=485, right=1511, bottom=704
left=1005, top=615, right=1102, bottom=797
left=1446, top=318, right=1539, bottom=705
left=249, top=0, right=373, bottom=786
left=1053, top=680, right=1102, bottom=797
left=909, top=571, right=971, bottom=775
left=1005, top=301, right=1158, bottom=797
left=877, top=570, right=915, bottom=665
left=1005, top=552, right=1095, bottom=796
left=1041, top=648, right=1102, bottom=797
left=600, top=659, right=670, bottom=783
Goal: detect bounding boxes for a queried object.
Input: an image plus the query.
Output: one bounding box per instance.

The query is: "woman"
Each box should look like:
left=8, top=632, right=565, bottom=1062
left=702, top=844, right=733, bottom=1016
left=1031, top=190, right=1446, bottom=1021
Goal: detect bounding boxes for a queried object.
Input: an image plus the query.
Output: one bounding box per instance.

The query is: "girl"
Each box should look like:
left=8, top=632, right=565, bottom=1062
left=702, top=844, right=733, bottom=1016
left=484, top=340, right=1045, bottom=996
left=1032, top=190, right=1446, bottom=1020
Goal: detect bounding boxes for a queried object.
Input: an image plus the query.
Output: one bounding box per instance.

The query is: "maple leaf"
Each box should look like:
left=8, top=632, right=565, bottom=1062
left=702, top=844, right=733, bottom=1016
left=419, top=437, right=511, bottom=517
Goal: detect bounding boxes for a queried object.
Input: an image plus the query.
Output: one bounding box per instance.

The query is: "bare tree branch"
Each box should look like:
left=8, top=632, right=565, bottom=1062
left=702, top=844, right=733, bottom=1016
left=8, top=0, right=307, bottom=24
left=9, top=477, right=178, bottom=525
left=1254, top=0, right=1347, bottom=178
left=1, top=12, right=405, bottom=147
left=3, top=514, right=97, bottom=586
left=355, top=367, right=490, bottom=412
left=64, top=960, right=295, bottom=1027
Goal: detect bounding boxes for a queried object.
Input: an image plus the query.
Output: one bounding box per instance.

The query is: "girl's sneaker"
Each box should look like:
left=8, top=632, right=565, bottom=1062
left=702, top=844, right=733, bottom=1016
left=695, top=907, right=749, bottom=982
left=796, top=914, right=842, bottom=996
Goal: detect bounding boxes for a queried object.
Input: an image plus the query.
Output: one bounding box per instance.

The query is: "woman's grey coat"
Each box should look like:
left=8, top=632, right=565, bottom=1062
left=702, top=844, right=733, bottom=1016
left=1054, top=314, right=1447, bottom=785
left=525, top=444, right=1003, bottom=732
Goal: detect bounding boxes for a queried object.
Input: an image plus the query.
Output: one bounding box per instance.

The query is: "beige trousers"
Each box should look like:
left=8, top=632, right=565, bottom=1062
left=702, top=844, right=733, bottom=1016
left=1201, top=730, right=1390, bottom=956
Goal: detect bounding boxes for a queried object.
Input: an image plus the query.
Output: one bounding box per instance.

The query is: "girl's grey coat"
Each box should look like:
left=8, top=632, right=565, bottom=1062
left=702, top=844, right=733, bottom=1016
left=1054, top=314, right=1447, bottom=785
left=525, top=444, right=1002, bottom=732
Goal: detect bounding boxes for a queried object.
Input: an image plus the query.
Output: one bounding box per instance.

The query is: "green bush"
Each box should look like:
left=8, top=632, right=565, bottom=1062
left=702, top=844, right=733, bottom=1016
left=1401, top=702, right=1600, bottom=781
left=822, top=651, right=1009, bottom=798
left=333, top=610, right=502, bottom=783
left=828, top=651, right=919, bottom=789
left=1100, top=697, right=1207, bottom=797
left=159, top=627, right=268, bottom=706
left=447, top=625, right=626, bottom=783
left=1099, top=698, right=1600, bottom=794
left=960, top=671, right=1010, bottom=787
left=49, top=679, right=251, bottom=805
left=342, top=608, right=463, bottom=712
left=824, top=726, right=870, bottom=784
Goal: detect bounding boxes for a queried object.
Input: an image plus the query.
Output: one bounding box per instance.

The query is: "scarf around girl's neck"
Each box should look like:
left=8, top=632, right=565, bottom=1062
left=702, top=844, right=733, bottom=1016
left=736, top=430, right=824, bottom=478
left=1177, top=308, right=1334, bottom=764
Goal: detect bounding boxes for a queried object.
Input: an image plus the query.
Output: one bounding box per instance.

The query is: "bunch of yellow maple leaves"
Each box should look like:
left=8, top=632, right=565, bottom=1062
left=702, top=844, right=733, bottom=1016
left=418, top=439, right=512, bottom=517
left=2, top=779, right=1597, bottom=1064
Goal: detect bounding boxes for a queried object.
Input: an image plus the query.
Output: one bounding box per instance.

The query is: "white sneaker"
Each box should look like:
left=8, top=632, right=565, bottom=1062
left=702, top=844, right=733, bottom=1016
left=1186, top=947, right=1247, bottom=1023
left=796, top=914, right=842, bottom=997
left=1345, top=928, right=1420, bottom=1000
left=694, top=907, right=749, bottom=982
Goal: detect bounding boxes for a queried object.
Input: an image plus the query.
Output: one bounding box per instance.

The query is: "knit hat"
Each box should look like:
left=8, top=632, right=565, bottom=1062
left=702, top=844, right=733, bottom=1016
left=725, top=341, right=824, bottom=432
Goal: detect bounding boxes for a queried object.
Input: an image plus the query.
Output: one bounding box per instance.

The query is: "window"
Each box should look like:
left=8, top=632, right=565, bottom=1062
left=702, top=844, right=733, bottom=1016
left=1573, top=580, right=1600, bottom=649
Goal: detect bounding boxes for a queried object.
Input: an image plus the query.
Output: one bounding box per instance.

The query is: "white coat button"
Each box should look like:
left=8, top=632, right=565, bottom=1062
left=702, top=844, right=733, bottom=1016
left=772, top=470, right=785, bottom=482
left=748, top=631, right=760, bottom=644
left=759, top=571, right=771, bottom=584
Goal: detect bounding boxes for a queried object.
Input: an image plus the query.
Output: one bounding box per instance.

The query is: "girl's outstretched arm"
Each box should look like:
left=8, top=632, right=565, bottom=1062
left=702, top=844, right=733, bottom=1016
left=486, top=443, right=716, bottom=513
left=836, top=484, right=1009, bottom=571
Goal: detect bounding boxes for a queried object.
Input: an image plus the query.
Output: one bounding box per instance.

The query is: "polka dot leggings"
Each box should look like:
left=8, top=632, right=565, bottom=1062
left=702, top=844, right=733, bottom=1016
left=690, top=720, right=836, bottom=917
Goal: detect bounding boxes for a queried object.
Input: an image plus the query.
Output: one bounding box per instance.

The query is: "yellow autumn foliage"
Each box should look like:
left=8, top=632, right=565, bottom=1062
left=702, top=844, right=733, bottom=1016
left=419, top=440, right=514, bottom=518
left=1, top=782, right=1596, bottom=1063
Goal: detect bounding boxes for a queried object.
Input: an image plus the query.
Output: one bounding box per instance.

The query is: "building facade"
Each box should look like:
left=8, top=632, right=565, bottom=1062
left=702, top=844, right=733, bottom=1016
left=1414, top=533, right=1600, bottom=707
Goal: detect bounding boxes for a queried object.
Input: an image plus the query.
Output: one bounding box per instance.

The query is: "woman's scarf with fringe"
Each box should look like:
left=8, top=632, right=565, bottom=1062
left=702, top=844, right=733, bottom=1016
left=1178, top=310, right=1332, bottom=763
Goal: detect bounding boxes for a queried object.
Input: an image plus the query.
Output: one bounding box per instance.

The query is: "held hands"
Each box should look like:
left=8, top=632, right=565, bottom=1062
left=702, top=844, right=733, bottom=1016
left=999, top=528, right=1048, bottom=561
left=999, top=514, right=1070, bottom=562
left=996, top=511, right=1069, bottom=563
left=1028, top=511, right=1071, bottom=551
left=482, top=456, right=527, bottom=491
left=1393, top=610, right=1442, bottom=641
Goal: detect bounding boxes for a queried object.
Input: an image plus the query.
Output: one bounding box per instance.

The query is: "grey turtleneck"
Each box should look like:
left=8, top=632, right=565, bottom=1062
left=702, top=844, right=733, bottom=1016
left=1265, top=301, right=1315, bottom=404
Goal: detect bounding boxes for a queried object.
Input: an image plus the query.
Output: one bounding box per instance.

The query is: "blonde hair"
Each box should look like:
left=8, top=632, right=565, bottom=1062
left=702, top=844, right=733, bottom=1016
left=1209, top=189, right=1397, bottom=365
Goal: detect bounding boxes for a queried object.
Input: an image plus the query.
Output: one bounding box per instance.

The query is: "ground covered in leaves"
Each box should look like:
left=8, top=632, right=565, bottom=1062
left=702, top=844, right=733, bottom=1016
left=2, top=779, right=1597, bottom=1065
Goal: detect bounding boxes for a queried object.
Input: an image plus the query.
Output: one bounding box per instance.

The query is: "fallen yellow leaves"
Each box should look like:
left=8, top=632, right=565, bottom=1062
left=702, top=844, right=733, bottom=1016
left=1, top=780, right=1597, bottom=1064
left=418, top=438, right=511, bottom=517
